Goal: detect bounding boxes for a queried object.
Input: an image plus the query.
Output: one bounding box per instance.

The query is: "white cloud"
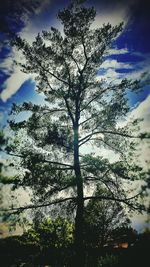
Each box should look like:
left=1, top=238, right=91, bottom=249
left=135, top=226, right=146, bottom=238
left=101, top=59, right=131, bottom=70
left=92, top=6, right=129, bottom=29
left=96, top=68, right=121, bottom=84
left=103, top=68, right=120, bottom=80
left=19, top=1, right=60, bottom=44
left=108, top=47, right=129, bottom=55
left=96, top=51, right=150, bottom=86
left=0, top=68, right=34, bottom=102
left=129, top=95, right=150, bottom=131
left=129, top=96, right=150, bottom=168
left=0, top=1, right=52, bottom=102
left=126, top=56, right=150, bottom=84
left=132, top=213, right=150, bottom=232
left=0, top=45, right=37, bottom=102
left=0, top=55, right=15, bottom=76
left=118, top=95, right=150, bottom=169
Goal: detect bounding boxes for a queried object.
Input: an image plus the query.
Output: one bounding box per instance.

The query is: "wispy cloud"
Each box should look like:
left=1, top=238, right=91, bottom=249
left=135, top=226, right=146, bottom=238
left=96, top=51, right=150, bottom=87
left=126, top=54, right=150, bottom=83
left=101, top=59, right=132, bottom=69
left=108, top=47, right=129, bottom=55
left=92, top=5, right=129, bottom=28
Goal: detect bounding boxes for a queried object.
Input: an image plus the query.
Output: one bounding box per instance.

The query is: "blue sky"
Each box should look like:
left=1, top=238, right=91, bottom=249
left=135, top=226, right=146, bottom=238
left=0, top=0, right=150, bottom=121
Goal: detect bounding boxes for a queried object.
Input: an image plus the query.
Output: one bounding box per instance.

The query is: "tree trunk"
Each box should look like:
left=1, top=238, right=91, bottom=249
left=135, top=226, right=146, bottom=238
left=73, top=124, right=85, bottom=266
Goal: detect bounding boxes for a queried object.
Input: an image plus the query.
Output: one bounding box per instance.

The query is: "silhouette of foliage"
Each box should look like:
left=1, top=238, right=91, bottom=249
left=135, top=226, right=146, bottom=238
left=84, top=187, right=130, bottom=248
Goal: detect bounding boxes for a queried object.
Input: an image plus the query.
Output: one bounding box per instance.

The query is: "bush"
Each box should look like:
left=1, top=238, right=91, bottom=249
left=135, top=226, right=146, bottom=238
left=98, top=254, right=119, bottom=267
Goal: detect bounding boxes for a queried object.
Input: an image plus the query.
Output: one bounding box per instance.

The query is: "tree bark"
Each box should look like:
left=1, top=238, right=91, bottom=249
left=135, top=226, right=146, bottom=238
left=73, top=124, right=85, bottom=266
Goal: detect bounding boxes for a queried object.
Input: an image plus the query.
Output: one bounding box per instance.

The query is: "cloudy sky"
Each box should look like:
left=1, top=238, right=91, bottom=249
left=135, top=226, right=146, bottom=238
left=0, top=0, right=150, bottom=112
left=0, top=0, right=150, bottom=232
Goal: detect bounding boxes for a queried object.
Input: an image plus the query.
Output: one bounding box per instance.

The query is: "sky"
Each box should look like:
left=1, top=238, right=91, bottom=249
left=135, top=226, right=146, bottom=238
left=0, top=0, right=150, bottom=112
left=0, top=0, right=150, bottom=233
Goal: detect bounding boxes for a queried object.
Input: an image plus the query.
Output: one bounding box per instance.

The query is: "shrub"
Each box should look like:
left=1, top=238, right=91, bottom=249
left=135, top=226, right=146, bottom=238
left=98, top=254, right=119, bottom=267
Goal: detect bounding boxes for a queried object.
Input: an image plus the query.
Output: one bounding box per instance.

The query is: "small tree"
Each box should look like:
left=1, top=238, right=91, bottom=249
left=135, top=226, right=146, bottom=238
left=22, top=217, right=74, bottom=249
left=2, top=1, right=148, bottom=266
left=84, top=187, right=130, bottom=248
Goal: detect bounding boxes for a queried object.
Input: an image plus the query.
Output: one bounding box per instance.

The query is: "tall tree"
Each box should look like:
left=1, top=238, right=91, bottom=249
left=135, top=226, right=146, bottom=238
left=1, top=1, right=148, bottom=266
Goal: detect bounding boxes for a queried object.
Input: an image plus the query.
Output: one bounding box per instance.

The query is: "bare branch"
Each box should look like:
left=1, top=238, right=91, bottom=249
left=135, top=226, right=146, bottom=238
left=83, top=170, right=117, bottom=198
left=79, top=80, right=137, bottom=113
left=79, top=130, right=141, bottom=147
left=63, top=96, right=75, bottom=125
left=100, top=130, right=138, bottom=139
left=78, top=135, right=92, bottom=147
left=81, top=35, right=88, bottom=62
left=59, top=43, right=72, bottom=85
left=41, top=159, right=73, bottom=168
left=44, top=183, right=76, bottom=198
left=80, top=85, right=114, bottom=113
left=83, top=193, right=143, bottom=211
left=79, top=113, right=100, bottom=127
left=69, top=53, right=81, bottom=73
left=1, top=197, right=76, bottom=213
left=80, top=93, right=101, bottom=113
left=90, top=138, right=124, bottom=156
left=40, top=63, right=69, bottom=86
left=5, top=152, right=74, bottom=169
